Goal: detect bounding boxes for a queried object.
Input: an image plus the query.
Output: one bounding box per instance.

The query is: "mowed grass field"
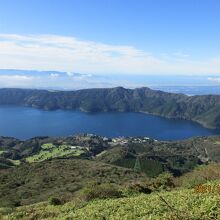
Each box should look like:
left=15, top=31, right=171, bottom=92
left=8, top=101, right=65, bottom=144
left=26, top=143, right=86, bottom=163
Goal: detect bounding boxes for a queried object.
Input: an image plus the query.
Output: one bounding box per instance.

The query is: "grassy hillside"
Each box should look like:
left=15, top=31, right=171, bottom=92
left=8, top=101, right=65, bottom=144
left=1, top=87, right=220, bottom=128
left=1, top=182, right=220, bottom=220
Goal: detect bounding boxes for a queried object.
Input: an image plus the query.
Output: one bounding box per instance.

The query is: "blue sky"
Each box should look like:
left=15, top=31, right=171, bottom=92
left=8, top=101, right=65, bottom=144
left=0, top=0, right=220, bottom=81
left=1, top=0, right=220, bottom=54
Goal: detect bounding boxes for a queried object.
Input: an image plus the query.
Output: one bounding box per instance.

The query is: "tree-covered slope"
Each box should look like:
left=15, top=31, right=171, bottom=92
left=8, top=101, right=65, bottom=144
left=1, top=87, right=220, bottom=128
left=0, top=159, right=148, bottom=207
left=2, top=134, right=220, bottom=177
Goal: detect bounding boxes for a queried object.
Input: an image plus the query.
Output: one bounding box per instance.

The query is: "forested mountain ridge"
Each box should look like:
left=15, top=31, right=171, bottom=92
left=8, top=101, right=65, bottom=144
left=1, top=87, right=220, bottom=129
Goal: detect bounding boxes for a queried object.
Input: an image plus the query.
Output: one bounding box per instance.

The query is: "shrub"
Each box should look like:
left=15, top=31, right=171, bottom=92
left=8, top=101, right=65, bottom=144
left=80, top=183, right=123, bottom=201
left=48, top=197, right=62, bottom=206
left=12, top=200, right=21, bottom=207
left=151, top=172, right=174, bottom=191
left=175, top=163, right=220, bottom=188
left=0, top=207, right=13, bottom=215
left=123, top=182, right=152, bottom=196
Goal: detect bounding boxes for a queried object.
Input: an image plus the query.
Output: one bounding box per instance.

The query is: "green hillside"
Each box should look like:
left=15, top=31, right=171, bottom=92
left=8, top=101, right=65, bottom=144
left=1, top=178, right=220, bottom=219
left=0, top=159, right=148, bottom=207
left=1, top=135, right=220, bottom=219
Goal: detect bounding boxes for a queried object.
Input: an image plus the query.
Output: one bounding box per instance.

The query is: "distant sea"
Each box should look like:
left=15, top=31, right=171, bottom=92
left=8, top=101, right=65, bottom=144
left=150, top=86, right=220, bottom=96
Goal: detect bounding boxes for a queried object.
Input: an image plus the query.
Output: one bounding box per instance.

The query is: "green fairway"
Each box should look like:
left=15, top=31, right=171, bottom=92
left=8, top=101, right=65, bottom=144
left=26, top=144, right=85, bottom=163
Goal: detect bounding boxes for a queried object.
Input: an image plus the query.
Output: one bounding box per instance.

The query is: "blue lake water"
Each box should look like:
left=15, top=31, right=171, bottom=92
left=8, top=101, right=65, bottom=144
left=0, top=106, right=219, bottom=140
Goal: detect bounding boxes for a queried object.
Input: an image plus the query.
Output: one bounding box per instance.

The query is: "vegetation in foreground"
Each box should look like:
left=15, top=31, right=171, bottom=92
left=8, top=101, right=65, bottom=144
left=1, top=163, right=220, bottom=219
left=0, top=159, right=148, bottom=207
left=1, top=134, right=220, bottom=219
left=1, top=181, right=220, bottom=219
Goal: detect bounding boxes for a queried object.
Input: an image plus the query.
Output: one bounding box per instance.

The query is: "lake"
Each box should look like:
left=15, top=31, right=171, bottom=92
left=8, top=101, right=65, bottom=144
left=0, top=106, right=219, bottom=140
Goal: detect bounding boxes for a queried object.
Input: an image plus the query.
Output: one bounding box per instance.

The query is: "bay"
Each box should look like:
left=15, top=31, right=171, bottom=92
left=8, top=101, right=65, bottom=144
left=0, top=106, right=219, bottom=140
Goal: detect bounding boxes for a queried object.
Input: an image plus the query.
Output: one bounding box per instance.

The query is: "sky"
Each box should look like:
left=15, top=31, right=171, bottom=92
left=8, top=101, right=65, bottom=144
left=0, top=0, right=220, bottom=88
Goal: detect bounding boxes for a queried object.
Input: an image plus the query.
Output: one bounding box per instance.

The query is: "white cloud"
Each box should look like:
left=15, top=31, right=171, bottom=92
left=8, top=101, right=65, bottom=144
left=208, top=77, right=220, bottom=83
left=50, top=73, right=60, bottom=79
left=66, top=72, right=74, bottom=77
left=0, top=34, right=220, bottom=74
left=0, top=74, right=34, bottom=87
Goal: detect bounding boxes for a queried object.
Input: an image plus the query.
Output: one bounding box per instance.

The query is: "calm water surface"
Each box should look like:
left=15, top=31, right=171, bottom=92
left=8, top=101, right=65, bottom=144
left=0, top=106, right=219, bottom=140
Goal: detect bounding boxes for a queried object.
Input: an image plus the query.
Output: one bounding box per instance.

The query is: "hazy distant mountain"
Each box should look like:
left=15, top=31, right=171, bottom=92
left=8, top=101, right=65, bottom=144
left=0, top=87, right=220, bottom=129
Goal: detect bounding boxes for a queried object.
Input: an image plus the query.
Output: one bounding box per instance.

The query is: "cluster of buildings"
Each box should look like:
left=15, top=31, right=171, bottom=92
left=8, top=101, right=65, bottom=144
left=107, top=136, right=153, bottom=146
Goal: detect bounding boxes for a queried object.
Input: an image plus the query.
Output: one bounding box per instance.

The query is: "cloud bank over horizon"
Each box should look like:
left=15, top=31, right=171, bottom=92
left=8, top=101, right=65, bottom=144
left=0, top=69, right=220, bottom=91
left=0, top=34, right=220, bottom=75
